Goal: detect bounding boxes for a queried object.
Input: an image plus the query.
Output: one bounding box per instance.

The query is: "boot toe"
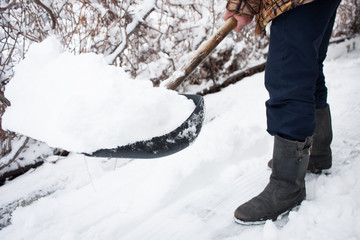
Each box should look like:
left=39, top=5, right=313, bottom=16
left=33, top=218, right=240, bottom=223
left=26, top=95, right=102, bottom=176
left=234, top=197, right=273, bottom=225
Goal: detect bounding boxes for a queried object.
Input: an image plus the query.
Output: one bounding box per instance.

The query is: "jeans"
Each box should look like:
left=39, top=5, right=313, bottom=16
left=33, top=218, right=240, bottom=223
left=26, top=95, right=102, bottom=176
left=265, top=0, right=342, bottom=141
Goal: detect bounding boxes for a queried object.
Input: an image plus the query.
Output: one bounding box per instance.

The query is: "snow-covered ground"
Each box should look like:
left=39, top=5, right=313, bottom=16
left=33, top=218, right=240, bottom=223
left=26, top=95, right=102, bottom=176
left=0, top=37, right=359, bottom=239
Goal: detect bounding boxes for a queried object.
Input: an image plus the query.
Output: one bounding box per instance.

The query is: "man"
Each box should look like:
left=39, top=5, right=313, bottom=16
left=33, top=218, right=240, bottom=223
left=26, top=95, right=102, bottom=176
left=224, top=0, right=341, bottom=225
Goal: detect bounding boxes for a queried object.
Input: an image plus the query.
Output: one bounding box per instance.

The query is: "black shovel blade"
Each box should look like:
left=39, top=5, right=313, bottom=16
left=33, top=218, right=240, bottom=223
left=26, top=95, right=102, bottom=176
left=84, top=94, right=204, bottom=158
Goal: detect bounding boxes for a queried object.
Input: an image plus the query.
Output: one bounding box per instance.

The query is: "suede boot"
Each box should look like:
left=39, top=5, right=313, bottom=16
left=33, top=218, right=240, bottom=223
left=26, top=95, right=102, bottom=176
left=268, top=105, right=333, bottom=173
left=234, top=135, right=312, bottom=225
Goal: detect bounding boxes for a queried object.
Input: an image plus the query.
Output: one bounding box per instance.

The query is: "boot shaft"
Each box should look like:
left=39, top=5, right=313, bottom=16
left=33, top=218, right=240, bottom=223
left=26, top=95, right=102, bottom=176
left=312, top=105, right=332, bottom=152
left=268, top=105, right=333, bottom=173
left=271, top=136, right=312, bottom=188
left=309, top=104, right=333, bottom=171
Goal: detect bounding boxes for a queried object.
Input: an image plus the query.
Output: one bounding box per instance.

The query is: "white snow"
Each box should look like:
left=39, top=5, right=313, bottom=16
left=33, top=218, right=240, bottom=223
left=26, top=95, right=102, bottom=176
left=0, top=37, right=360, bottom=239
left=2, top=36, right=195, bottom=153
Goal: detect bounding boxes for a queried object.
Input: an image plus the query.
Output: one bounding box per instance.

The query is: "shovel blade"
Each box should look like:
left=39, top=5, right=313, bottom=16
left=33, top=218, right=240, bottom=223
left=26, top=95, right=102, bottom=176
left=84, top=94, right=204, bottom=158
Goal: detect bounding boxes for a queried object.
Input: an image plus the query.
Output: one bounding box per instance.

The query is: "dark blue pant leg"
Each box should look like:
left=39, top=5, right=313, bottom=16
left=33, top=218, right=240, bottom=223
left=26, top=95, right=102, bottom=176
left=265, top=0, right=341, bottom=141
left=315, top=10, right=338, bottom=109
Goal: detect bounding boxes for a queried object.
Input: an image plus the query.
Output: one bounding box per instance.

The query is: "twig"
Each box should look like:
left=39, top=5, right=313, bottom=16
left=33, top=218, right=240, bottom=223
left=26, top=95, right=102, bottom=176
left=32, top=0, right=57, bottom=29
left=0, top=137, right=30, bottom=172
left=0, top=0, right=16, bottom=13
left=0, top=89, right=11, bottom=106
left=106, top=6, right=155, bottom=64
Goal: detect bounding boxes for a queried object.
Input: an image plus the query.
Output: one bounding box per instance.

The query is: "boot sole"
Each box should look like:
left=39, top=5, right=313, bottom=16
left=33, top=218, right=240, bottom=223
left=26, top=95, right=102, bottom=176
left=309, top=168, right=332, bottom=175
left=234, top=204, right=304, bottom=226
left=234, top=210, right=291, bottom=226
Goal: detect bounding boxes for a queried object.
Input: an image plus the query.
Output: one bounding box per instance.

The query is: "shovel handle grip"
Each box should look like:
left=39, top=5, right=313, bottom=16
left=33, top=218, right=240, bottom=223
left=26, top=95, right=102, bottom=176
left=165, top=16, right=238, bottom=90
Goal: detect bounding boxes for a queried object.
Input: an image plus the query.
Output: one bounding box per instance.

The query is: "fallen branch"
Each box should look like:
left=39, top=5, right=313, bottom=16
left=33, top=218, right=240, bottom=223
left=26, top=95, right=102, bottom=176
left=197, top=62, right=266, bottom=96
left=0, top=160, right=44, bottom=186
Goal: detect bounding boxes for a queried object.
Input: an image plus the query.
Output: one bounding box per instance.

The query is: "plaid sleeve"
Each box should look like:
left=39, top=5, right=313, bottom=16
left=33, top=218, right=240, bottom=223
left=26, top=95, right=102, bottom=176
left=226, top=0, right=261, bottom=16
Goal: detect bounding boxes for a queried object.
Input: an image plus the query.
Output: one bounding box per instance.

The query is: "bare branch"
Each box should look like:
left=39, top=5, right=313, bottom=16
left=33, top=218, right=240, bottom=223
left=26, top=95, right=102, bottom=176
left=0, top=0, right=16, bottom=13
left=0, top=137, right=29, bottom=172
left=32, top=0, right=57, bottom=29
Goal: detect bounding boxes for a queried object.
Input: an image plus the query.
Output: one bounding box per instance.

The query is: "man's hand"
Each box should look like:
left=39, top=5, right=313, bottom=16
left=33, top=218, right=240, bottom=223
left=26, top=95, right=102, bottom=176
left=224, top=10, right=253, bottom=33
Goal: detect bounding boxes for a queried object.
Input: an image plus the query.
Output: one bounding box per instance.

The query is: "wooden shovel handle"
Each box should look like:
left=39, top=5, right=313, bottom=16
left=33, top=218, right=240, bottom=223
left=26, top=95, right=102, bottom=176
left=165, top=16, right=238, bottom=90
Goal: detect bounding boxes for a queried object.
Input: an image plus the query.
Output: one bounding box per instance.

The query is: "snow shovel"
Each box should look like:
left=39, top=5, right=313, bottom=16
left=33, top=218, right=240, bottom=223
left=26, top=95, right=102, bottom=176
left=85, top=17, right=238, bottom=158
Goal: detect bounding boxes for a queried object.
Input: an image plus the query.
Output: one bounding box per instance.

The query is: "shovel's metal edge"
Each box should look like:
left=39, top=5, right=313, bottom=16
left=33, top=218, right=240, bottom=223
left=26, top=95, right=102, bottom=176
left=84, top=94, right=204, bottom=159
